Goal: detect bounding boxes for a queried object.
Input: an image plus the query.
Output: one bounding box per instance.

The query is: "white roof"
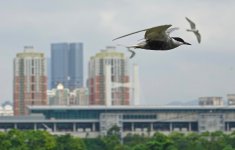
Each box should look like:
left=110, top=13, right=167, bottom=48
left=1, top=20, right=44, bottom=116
left=4, top=104, right=13, bottom=110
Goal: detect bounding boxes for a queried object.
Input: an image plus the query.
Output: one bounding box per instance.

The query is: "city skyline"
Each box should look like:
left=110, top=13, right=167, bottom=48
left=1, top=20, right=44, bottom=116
left=0, top=1, right=235, bottom=105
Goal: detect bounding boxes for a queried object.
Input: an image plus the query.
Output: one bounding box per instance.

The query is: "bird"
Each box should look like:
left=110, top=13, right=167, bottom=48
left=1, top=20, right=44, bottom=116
left=113, top=24, right=191, bottom=58
left=185, top=17, right=201, bottom=43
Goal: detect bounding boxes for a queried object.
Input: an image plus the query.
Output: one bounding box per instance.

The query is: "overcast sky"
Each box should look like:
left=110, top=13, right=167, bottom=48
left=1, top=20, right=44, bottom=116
left=1, top=0, right=235, bottom=105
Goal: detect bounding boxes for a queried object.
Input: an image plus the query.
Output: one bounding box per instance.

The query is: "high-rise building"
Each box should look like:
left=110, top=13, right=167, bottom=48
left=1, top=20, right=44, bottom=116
left=51, top=43, right=83, bottom=90
left=13, top=46, right=47, bottom=115
left=88, top=46, right=130, bottom=105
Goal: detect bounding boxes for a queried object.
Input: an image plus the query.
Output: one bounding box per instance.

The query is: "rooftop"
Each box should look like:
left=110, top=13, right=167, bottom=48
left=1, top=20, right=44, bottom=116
left=28, top=105, right=235, bottom=110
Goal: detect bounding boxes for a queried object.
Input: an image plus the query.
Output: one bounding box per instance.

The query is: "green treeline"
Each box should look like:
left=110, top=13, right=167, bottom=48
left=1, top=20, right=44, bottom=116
left=1, top=129, right=235, bottom=150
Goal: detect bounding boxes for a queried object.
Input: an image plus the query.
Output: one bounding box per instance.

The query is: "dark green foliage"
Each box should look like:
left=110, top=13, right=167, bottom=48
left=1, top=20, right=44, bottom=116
left=54, top=134, right=86, bottom=150
left=0, top=129, right=56, bottom=150
left=84, top=138, right=107, bottom=150
left=102, top=134, right=121, bottom=150
left=3, top=129, right=235, bottom=150
left=107, top=125, right=120, bottom=136
left=123, top=133, right=148, bottom=147
left=145, top=132, right=175, bottom=150
left=25, top=130, right=56, bottom=150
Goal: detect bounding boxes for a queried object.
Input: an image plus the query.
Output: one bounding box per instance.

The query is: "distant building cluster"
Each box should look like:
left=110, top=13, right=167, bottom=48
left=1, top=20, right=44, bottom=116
left=9, top=43, right=235, bottom=117
left=47, top=83, right=88, bottom=105
left=11, top=43, right=140, bottom=116
left=198, top=96, right=224, bottom=106
left=198, top=95, right=235, bottom=106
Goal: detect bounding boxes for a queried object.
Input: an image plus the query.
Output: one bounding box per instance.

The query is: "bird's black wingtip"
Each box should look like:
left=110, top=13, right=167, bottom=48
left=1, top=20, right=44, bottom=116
left=185, top=17, right=190, bottom=21
left=112, top=37, right=121, bottom=41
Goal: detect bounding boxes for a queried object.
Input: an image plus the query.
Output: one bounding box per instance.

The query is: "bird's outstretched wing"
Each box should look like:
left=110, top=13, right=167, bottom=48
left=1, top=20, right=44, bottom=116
left=185, top=17, right=196, bottom=29
left=144, top=24, right=172, bottom=41
left=112, top=24, right=172, bottom=41
left=166, top=27, right=179, bottom=35
left=194, top=32, right=201, bottom=43
left=112, top=28, right=149, bottom=41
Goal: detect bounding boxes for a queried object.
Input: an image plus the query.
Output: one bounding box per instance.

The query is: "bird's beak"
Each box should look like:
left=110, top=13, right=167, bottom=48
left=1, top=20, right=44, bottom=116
left=183, top=42, right=191, bottom=45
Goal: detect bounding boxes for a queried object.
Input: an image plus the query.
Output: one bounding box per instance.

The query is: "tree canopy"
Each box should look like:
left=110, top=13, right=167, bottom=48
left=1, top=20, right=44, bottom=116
left=1, top=129, right=235, bottom=150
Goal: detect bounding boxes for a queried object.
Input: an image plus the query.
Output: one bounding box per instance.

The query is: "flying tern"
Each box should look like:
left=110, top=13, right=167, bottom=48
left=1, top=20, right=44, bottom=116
left=185, top=17, right=201, bottom=43
left=113, top=24, right=191, bottom=58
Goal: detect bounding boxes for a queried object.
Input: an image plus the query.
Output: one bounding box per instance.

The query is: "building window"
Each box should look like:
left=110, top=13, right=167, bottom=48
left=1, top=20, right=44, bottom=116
left=31, top=76, right=35, bottom=82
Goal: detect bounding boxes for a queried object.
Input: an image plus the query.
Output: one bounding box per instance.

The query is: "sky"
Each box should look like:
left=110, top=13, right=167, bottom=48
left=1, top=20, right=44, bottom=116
left=0, top=0, right=235, bottom=105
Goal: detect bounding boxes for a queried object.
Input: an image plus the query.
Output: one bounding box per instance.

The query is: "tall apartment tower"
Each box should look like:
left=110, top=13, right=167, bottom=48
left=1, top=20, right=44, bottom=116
left=88, top=47, right=130, bottom=105
left=13, top=46, right=47, bottom=115
left=51, top=43, right=83, bottom=90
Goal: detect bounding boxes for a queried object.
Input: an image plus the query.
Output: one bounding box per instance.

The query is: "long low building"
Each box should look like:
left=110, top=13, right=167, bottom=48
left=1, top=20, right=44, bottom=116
left=0, top=105, right=235, bottom=137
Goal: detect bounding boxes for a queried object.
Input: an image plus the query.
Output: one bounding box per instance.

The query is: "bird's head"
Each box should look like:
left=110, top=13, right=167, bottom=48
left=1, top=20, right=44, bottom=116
left=172, top=37, right=191, bottom=46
